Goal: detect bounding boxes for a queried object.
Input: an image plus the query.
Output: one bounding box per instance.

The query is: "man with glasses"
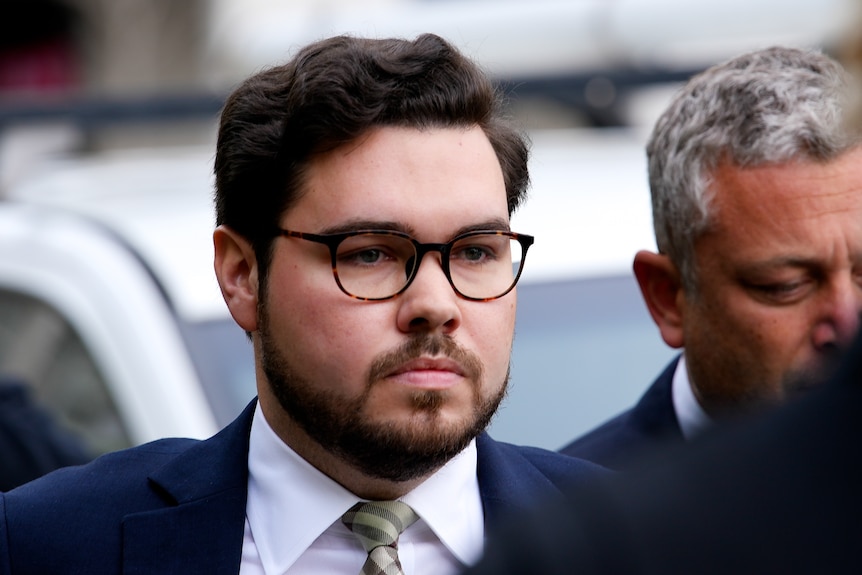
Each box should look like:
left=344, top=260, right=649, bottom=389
left=0, top=34, right=605, bottom=574
left=561, top=46, right=862, bottom=470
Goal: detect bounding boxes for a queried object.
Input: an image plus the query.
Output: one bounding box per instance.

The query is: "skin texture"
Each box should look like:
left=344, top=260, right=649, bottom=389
left=214, top=125, right=516, bottom=499
left=634, top=146, right=862, bottom=416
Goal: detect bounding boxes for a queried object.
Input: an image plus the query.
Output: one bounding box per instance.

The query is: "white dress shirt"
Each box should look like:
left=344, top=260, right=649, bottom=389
left=671, top=354, right=713, bottom=440
left=240, top=403, right=485, bottom=574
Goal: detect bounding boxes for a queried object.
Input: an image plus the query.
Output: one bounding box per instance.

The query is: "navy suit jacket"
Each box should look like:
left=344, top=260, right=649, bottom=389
left=559, top=357, right=684, bottom=469
left=0, top=399, right=606, bottom=574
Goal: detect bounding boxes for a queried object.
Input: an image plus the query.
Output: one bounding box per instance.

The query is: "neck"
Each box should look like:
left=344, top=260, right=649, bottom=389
left=257, top=392, right=430, bottom=500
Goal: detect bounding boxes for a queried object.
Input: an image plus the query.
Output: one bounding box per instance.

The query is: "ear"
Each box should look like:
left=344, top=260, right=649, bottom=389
left=213, top=225, right=259, bottom=332
left=632, top=250, right=685, bottom=349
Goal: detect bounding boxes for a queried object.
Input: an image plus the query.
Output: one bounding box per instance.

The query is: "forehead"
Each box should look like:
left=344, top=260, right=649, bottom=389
left=284, top=126, right=509, bottom=235
left=707, top=148, right=862, bottom=239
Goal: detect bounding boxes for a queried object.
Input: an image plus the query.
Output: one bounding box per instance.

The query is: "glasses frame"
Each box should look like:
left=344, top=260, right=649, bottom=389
left=276, top=228, right=534, bottom=301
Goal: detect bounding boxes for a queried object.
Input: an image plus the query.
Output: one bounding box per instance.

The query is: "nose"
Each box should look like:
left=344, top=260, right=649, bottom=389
left=812, top=276, right=862, bottom=351
left=394, top=252, right=462, bottom=334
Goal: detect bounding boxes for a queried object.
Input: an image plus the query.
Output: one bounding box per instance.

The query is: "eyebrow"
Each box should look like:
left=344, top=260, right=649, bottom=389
left=318, top=217, right=512, bottom=238
left=735, top=254, right=862, bottom=277
left=745, top=257, right=813, bottom=269
left=736, top=257, right=818, bottom=275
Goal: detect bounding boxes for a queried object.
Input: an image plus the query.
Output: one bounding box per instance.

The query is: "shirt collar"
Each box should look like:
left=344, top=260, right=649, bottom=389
left=246, top=403, right=484, bottom=573
left=672, top=354, right=713, bottom=440
left=400, top=436, right=484, bottom=565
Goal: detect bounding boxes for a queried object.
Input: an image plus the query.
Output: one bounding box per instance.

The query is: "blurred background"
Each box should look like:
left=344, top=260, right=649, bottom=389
left=2, top=0, right=857, bottom=163
left=0, top=0, right=859, bottom=462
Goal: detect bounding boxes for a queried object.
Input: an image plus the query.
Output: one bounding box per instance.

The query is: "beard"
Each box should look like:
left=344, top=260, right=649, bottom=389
left=258, top=305, right=508, bottom=483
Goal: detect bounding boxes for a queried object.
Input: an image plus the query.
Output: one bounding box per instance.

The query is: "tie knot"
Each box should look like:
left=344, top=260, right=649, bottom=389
left=341, top=500, right=419, bottom=552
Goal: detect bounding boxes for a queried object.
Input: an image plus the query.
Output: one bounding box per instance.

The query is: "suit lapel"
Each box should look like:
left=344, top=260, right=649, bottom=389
left=475, top=433, right=565, bottom=524
left=630, top=355, right=684, bottom=438
left=117, top=404, right=597, bottom=572
left=476, top=433, right=609, bottom=526
left=122, top=400, right=257, bottom=574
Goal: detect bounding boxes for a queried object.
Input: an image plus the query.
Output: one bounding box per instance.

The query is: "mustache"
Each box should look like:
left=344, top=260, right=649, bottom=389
left=367, top=334, right=484, bottom=384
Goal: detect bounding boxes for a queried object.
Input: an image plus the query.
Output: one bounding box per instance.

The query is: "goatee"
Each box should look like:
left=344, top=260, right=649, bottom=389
left=259, top=310, right=507, bottom=483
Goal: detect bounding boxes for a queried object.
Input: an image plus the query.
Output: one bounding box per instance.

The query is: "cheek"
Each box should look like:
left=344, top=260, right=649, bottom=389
left=268, top=284, right=372, bottom=383
left=690, top=286, right=764, bottom=334
left=473, top=301, right=516, bottom=373
left=744, top=313, right=812, bottom=365
left=303, top=307, right=371, bottom=361
left=691, top=295, right=805, bottom=366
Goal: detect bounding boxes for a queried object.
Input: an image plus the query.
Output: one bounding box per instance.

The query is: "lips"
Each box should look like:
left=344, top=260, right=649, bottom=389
left=389, top=356, right=464, bottom=376
left=366, top=335, right=484, bottom=387
left=385, top=356, right=466, bottom=388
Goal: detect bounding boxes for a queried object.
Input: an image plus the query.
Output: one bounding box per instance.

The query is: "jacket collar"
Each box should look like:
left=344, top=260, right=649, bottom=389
left=477, top=432, right=574, bottom=524
left=122, top=400, right=257, bottom=574
left=120, top=403, right=594, bottom=572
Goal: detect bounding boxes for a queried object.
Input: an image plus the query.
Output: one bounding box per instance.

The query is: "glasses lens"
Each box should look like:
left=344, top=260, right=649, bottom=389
left=334, top=233, right=417, bottom=299
left=332, top=231, right=527, bottom=300
left=449, top=233, right=524, bottom=300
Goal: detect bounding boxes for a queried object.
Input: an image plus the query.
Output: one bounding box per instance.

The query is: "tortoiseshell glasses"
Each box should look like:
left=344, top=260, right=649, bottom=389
left=276, top=229, right=534, bottom=301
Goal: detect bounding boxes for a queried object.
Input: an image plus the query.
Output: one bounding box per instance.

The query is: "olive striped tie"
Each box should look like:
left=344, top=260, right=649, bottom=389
left=342, top=500, right=419, bottom=575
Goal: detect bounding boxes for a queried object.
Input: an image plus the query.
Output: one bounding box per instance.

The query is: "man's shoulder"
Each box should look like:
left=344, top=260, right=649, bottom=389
left=490, top=438, right=603, bottom=469
left=475, top=434, right=610, bottom=524
left=559, top=358, right=682, bottom=468
left=3, top=436, right=201, bottom=510
left=0, top=401, right=258, bottom=574
left=2, top=400, right=256, bottom=534
left=477, top=434, right=609, bottom=487
left=0, top=437, right=203, bottom=574
left=559, top=409, right=636, bottom=459
left=16, top=434, right=199, bottom=481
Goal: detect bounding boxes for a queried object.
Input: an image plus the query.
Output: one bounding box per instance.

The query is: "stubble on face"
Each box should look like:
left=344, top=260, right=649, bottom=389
left=683, top=273, right=850, bottom=416
left=688, top=343, right=838, bottom=416
left=258, top=301, right=507, bottom=483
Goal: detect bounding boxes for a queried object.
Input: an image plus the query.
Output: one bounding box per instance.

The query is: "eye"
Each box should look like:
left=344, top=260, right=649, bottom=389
left=336, top=234, right=414, bottom=269
left=339, top=246, right=394, bottom=267
left=746, top=281, right=810, bottom=304
left=355, top=248, right=384, bottom=264
left=450, top=234, right=509, bottom=266
left=457, top=245, right=493, bottom=263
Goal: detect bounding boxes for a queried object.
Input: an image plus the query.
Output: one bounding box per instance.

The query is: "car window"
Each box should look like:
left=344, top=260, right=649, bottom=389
left=487, top=273, right=677, bottom=450
left=179, top=318, right=256, bottom=427
left=0, top=288, right=132, bottom=454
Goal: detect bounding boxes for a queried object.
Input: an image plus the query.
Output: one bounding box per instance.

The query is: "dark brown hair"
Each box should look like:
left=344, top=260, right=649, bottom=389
left=214, top=33, right=529, bottom=281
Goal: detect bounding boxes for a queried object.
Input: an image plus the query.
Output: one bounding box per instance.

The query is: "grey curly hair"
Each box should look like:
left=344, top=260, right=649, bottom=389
left=647, top=46, right=859, bottom=292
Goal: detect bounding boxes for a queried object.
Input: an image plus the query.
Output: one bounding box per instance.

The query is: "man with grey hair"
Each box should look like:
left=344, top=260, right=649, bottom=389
left=561, top=46, right=862, bottom=469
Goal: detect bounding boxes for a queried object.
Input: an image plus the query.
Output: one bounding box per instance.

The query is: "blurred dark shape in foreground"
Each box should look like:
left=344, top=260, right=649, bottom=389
left=464, top=329, right=862, bottom=574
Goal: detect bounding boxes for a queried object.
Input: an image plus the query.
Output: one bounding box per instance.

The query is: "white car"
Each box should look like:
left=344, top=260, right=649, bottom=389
left=0, top=129, right=674, bottom=454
